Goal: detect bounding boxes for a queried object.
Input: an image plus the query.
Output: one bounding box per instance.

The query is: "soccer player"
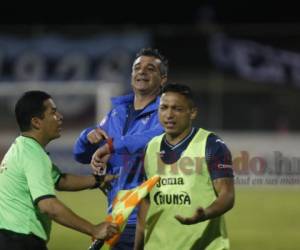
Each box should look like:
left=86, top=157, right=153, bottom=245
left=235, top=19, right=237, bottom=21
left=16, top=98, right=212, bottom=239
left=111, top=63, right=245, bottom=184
left=73, top=48, right=168, bottom=249
left=0, top=91, right=118, bottom=250
left=134, top=83, right=235, bottom=250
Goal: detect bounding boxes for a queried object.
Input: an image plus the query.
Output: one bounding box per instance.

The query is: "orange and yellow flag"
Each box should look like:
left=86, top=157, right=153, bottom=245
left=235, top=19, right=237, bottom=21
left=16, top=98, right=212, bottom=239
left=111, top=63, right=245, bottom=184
left=103, top=175, right=160, bottom=249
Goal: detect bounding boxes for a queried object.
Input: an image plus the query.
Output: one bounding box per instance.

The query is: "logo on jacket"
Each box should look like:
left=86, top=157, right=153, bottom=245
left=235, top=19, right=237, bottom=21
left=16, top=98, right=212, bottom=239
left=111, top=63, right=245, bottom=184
left=141, top=115, right=150, bottom=124
left=112, top=109, right=118, bottom=117
left=153, top=191, right=191, bottom=205
left=156, top=177, right=184, bottom=188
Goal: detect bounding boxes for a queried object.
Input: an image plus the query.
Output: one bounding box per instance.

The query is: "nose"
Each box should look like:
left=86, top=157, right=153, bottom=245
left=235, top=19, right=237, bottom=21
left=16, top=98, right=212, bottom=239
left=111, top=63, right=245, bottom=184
left=57, top=112, right=63, bottom=121
left=138, top=66, right=147, bottom=75
left=165, top=108, right=174, bottom=119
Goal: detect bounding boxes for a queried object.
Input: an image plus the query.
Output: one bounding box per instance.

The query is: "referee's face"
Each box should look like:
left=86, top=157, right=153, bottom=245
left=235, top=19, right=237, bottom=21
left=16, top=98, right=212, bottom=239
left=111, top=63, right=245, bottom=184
left=159, top=92, right=197, bottom=141
left=40, top=99, right=63, bottom=142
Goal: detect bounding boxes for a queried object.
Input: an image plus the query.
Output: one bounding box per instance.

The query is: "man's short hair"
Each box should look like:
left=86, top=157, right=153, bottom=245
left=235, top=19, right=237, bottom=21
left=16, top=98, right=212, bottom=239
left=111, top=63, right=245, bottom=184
left=135, top=48, right=168, bottom=77
left=15, top=90, right=51, bottom=132
left=161, top=83, right=195, bottom=107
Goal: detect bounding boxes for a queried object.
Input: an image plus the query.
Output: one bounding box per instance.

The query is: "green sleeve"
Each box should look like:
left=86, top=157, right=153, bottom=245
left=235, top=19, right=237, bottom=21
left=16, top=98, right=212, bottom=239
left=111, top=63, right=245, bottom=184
left=23, top=151, right=56, bottom=202
left=52, top=163, right=62, bottom=184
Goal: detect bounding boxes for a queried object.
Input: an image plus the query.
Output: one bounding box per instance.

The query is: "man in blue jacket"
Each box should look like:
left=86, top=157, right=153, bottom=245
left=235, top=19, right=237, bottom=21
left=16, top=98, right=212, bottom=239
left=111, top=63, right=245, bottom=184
left=73, top=48, right=168, bottom=250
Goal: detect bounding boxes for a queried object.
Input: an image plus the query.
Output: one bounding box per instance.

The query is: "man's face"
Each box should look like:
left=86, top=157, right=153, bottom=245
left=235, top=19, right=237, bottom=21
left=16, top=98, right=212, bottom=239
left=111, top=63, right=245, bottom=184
left=159, top=92, right=197, bottom=138
left=39, top=99, right=63, bottom=141
left=131, top=55, right=166, bottom=95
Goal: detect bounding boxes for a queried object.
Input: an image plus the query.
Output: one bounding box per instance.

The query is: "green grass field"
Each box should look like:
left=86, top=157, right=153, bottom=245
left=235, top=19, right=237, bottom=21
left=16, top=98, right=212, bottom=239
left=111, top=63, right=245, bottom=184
left=48, top=187, right=300, bottom=250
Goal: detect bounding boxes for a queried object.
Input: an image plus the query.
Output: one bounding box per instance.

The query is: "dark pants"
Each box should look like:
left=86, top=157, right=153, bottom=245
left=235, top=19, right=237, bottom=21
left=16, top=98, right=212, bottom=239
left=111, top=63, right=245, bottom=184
left=112, top=224, right=136, bottom=250
left=0, top=229, right=47, bottom=250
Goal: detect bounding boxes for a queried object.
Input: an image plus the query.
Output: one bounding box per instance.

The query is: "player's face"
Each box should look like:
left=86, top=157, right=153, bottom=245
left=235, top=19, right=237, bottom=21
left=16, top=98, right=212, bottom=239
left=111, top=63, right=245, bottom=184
left=159, top=92, right=197, bottom=140
left=131, top=56, right=166, bottom=96
left=40, top=99, right=63, bottom=141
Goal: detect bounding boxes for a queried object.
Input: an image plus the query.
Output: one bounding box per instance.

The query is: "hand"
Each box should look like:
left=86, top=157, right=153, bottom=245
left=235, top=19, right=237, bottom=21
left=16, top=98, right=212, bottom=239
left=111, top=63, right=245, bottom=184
left=91, top=144, right=111, bottom=175
left=174, top=207, right=206, bottom=225
left=87, top=128, right=109, bottom=144
left=92, top=222, right=119, bottom=240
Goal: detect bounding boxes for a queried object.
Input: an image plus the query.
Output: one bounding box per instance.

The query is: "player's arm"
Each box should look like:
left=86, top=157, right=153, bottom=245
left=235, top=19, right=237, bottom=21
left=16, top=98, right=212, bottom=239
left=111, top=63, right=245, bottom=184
left=134, top=145, right=150, bottom=250
left=175, top=177, right=234, bottom=225
left=37, top=197, right=119, bottom=240
left=73, top=127, right=103, bottom=163
left=204, top=177, right=235, bottom=219
left=55, top=174, right=117, bottom=191
left=203, top=135, right=235, bottom=220
left=134, top=196, right=150, bottom=250
left=175, top=135, right=235, bottom=224
left=73, top=114, right=110, bottom=164
left=90, top=140, right=112, bottom=175
left=89, top=121, right=161, bottom=172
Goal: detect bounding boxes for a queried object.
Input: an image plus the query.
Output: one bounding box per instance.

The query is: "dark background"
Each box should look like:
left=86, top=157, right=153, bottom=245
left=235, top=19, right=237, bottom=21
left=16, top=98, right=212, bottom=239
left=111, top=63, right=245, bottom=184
left=0, top=2, right=299, bottom=132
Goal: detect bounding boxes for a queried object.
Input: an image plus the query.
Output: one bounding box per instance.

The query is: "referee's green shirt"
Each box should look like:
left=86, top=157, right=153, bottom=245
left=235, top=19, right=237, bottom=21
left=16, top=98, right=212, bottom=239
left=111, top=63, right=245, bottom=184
left=0, top=136, right=61, bottom=241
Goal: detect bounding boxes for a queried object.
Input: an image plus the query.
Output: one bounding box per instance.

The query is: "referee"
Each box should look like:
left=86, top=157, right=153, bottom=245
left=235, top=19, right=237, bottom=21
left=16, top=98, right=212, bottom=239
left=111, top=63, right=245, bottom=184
left=0, top=91, right=118, bottom=250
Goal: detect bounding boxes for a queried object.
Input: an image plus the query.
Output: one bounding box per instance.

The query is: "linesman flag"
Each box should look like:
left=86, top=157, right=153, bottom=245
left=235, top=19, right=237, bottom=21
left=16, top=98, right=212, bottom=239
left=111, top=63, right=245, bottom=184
left=88, top=175, right=160, bottom=250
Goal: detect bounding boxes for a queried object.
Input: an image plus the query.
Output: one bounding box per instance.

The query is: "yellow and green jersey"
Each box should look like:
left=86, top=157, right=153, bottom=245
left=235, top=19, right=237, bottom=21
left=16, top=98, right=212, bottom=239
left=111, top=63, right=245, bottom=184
left=0, top=136, right=61, bottom=241
left=144, top=128, right=230, bottom=250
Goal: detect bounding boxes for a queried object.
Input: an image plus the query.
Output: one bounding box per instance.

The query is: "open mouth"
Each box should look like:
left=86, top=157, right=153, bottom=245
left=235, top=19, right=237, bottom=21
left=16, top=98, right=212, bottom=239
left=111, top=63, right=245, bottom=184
left=136, top=75, right=149, bottom=82
left=164, top=121, right=176, bottom=129
left=136, top=78, right=149, bottom=84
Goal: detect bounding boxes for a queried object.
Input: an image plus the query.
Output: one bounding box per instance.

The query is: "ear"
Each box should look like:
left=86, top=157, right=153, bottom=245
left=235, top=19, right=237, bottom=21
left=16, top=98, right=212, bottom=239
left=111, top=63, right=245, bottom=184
left=160, top=75, right=168, bottom=87
left=190, top=107, right=198, bottom=121
left=31, top=117, right=42, bottom=130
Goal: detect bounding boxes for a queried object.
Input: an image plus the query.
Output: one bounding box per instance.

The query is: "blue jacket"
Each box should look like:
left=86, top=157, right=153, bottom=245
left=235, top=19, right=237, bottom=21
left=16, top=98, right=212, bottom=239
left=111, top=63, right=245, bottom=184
left=73, top=93, right=163, bottom=224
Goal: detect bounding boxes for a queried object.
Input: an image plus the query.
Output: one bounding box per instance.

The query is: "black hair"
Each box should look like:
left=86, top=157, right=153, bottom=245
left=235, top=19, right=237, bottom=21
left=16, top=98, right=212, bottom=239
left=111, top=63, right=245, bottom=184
left=15, top=90, right=51, bottom=132
left=135, top=48, right=168, bottom=76
left=161, top=83, right=195, bottom=107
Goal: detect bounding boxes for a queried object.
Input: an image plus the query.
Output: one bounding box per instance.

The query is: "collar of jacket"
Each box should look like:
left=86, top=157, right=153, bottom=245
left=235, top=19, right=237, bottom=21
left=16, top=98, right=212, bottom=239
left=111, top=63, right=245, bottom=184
left=111, top=92, right=160, bottom=115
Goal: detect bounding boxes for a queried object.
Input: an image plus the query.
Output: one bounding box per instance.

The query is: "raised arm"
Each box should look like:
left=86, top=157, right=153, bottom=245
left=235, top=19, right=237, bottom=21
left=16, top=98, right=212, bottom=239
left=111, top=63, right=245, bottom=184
left=73, top=114, right=110, bottom=164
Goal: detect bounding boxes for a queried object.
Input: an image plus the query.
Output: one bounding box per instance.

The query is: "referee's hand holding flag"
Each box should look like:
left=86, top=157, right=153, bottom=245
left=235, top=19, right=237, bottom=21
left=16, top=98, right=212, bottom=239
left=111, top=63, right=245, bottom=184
left=87, top=175, right=160, bottom=250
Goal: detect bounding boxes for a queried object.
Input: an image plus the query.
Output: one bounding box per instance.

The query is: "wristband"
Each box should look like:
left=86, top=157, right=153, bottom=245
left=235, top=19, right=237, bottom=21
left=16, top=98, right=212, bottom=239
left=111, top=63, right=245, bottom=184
left=106, top=137, right=114, bottom=153
left=91, top=174, right=103, bottom=189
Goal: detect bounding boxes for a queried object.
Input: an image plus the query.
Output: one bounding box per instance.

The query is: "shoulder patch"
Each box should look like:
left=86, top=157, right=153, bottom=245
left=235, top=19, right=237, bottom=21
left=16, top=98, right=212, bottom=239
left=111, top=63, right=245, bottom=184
left=216, top=139, right=225, bottom=144
left=141, top=115, right=151, bottom=124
